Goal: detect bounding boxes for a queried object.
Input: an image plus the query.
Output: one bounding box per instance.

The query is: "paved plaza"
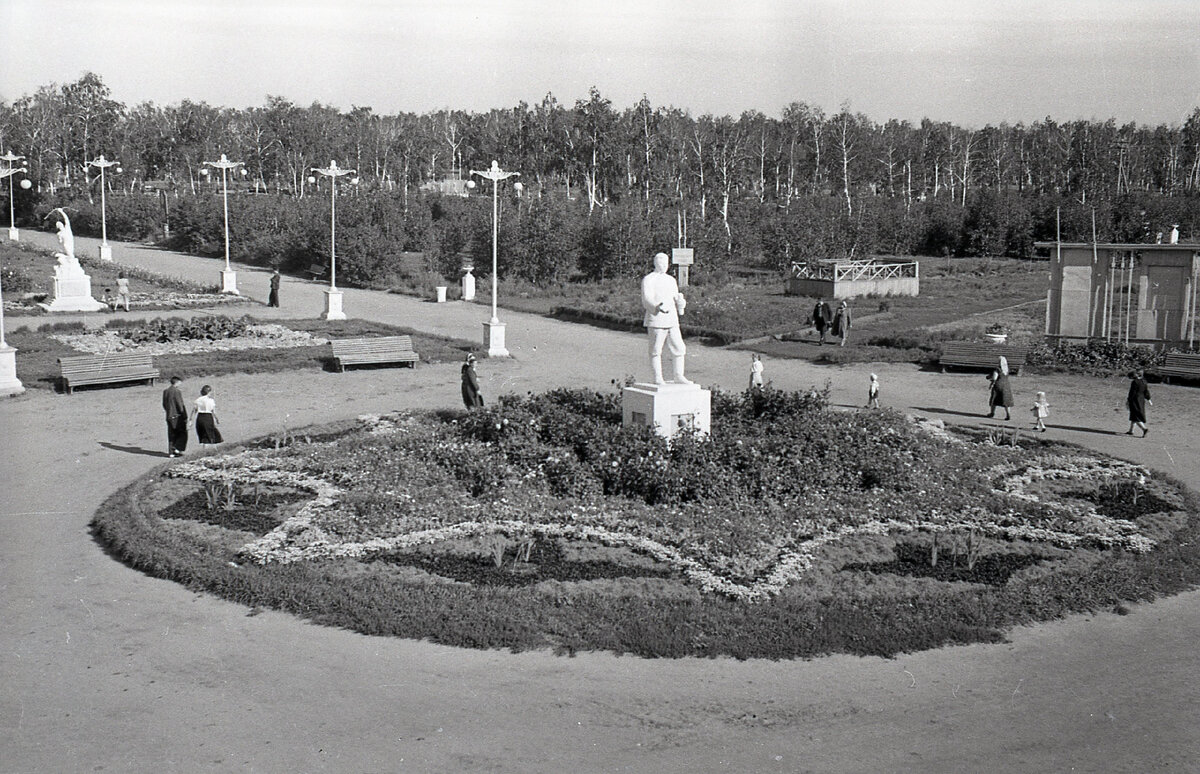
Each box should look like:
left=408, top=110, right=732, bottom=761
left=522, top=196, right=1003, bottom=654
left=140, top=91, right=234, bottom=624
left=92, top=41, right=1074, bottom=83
left=3, top=233, right=1200, bottom=772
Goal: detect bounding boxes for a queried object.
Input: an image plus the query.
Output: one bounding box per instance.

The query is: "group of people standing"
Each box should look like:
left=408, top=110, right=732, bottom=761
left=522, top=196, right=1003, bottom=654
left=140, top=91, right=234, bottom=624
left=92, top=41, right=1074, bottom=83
left=811, top=299, right=852, bottom=346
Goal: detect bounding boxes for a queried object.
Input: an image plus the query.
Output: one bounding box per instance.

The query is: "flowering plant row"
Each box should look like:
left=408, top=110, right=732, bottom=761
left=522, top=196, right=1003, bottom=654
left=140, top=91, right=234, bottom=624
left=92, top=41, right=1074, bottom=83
left=157, top=389, right=1176, bottom=600
left=53, top=322, right=328, bottom=356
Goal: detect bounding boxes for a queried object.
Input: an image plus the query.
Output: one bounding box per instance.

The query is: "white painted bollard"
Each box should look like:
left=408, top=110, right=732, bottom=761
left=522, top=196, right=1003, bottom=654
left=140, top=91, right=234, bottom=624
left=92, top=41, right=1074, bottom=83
left=436, top=286, right=447, bottom=303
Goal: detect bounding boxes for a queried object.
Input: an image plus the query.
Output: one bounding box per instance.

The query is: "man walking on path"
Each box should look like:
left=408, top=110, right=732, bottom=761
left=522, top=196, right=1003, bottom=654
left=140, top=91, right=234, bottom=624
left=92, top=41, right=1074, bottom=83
left=268, top=269, right=281, bottom=308
left=812, top=299, right=832, bottom=345
left=162, top=376, right=188, bottom=456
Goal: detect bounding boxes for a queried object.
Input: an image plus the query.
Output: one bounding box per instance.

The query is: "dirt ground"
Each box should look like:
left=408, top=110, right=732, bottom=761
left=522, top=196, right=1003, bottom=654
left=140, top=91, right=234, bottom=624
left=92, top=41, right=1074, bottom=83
left=2, top=231, right=1199, bottom=773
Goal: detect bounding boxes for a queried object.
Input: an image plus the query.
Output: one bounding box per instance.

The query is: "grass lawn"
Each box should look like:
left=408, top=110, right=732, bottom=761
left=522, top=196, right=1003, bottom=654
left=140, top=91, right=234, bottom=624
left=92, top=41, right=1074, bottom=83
left=386, top=256, right=1048, bottom=350
left=7, top=317, right=479, bottom=391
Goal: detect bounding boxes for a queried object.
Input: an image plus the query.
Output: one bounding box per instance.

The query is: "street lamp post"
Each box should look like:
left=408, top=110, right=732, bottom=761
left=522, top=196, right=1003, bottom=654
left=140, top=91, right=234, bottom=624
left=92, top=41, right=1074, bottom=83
left=2, top=151, right=27, bottom=241
left=86, top=155, right=121, bottom=260
left=203, top=154, right=244, bottom=293
left=0, top=167, right=25, bottom=395
left=468, top=160, right=521, bottom=357
left=310, top=160, right=356, bottom=320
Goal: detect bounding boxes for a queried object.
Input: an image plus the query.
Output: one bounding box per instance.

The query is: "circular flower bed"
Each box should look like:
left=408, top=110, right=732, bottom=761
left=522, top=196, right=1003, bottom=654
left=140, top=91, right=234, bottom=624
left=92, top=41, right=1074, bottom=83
left=92, top=388, right=1200, bottom=658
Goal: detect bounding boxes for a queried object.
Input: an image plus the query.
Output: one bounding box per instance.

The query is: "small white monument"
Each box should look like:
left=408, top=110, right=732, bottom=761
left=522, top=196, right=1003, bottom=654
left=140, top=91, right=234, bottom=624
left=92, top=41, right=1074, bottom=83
left=39, top=209, right=105, bottom=313
left=462, top=266, right=476, bottom=301
left=622, top=252, right=711, bottom=440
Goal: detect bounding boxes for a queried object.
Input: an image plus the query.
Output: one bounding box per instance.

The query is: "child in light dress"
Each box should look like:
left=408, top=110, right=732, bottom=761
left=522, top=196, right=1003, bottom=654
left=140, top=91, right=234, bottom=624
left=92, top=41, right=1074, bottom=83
left=867, top=373, right=880, bottom=408
left=749, top=353, right=764, bottom=390
left=1032, top=391, right=1049, bottom=432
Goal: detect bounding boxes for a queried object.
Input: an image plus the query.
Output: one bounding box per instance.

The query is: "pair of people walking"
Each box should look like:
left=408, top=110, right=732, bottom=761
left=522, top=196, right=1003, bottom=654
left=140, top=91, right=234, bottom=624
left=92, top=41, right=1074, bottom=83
left=162, top=377, right=223, bottom=457
left=811, top=299, right=851, bottom=346
left=984, top=358, right=1048, bottom=431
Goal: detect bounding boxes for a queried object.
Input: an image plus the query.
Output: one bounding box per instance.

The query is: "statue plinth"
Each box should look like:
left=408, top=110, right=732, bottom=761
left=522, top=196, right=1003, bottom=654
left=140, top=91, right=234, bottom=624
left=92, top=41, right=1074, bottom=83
left=221, top=269, right=239, bottom=294
left=0, top=345, right=25, bottom=396
left=622, top=381, right=711, bottom=440
left=484, top=320, right=509, bottom=357
left=40, top=266, right=106, bottom=313
left=323, top=288, right=346, bottom=320
left=7, top=227, right=18, bottom=242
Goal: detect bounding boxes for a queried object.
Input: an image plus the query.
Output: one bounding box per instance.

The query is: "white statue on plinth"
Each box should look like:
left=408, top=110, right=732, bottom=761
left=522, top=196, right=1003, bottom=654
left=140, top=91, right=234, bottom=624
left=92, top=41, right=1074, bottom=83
left=642, top=251, right=690, bottom=384
left=51, top=209, right=84, bottom=278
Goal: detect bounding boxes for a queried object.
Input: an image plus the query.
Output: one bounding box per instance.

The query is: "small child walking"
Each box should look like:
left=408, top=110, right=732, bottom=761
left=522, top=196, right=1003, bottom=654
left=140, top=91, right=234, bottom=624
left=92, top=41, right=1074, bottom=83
left=1032, top=391, right=1049, bottom=432
left=749, top=353, right=764, bottom=390
left=867, top=373, right=880, bottom=408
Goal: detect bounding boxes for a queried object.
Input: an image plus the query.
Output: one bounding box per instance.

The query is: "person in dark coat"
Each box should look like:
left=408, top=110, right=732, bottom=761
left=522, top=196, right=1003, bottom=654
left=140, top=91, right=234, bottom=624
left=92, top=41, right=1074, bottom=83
left=1126, top=370, right=1151, bottom=436
left=831, top=300, right=852, bottom=346
left=162, top=376, right=188, bottom=456
left=986, top=357, right=1014, bottom=420
left=812, top=299, right=833, bottom=345
left=461, top=353, right=483, bottom=409
left=268, top=269, right=281, bottom=308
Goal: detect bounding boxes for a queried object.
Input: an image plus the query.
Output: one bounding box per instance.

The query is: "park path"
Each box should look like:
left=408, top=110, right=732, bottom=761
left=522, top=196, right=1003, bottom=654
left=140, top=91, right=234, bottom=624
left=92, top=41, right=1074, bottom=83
left=2, top=230, right=1199, bottom=773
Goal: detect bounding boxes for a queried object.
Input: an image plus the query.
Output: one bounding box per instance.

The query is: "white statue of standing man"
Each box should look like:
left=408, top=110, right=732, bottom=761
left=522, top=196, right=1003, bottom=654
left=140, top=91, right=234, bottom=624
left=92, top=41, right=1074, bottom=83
left=642, top=251, right=691, bottom=384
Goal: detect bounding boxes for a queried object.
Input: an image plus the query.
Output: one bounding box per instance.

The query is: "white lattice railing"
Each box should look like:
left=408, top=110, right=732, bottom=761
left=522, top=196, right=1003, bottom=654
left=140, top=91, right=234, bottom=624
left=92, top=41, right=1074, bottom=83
left=790, top=260, right=919, bottom=282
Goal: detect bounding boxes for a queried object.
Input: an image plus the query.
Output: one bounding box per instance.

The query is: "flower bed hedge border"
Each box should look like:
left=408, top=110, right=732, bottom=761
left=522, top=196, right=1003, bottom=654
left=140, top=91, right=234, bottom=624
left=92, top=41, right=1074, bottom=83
left=90, top=435, right=1200, bottom=659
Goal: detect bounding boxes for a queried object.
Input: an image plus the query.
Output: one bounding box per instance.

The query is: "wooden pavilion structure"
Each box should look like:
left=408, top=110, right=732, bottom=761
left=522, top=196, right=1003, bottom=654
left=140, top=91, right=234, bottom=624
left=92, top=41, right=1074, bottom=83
left=1036, top=240, right=1200, bottom=348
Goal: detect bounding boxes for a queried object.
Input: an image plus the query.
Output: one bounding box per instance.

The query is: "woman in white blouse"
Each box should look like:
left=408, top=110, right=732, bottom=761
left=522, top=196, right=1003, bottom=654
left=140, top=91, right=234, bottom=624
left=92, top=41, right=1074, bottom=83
left=189, top=384, right=223, bottom=446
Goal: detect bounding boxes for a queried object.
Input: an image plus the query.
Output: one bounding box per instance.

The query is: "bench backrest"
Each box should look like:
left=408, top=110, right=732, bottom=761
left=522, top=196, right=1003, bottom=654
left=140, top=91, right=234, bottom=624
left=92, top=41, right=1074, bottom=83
left=59, top=352, right=156, bottom=374
left=1162, top=353, right=1200, bottom=366
left=331, top=335, right=414, bottom=353
left=940, top=343, right=1029, bottom=361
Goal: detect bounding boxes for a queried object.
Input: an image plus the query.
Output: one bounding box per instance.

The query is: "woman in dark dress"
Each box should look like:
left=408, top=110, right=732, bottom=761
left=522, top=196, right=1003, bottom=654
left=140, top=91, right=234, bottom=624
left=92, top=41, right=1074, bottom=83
left=987, top=356, right=1014, bottom=420
left=461, top=354, right=483, bottom=409
left=189, top=384, right=224, bottom=446
left=1126, top=370, right=1151, bottom=436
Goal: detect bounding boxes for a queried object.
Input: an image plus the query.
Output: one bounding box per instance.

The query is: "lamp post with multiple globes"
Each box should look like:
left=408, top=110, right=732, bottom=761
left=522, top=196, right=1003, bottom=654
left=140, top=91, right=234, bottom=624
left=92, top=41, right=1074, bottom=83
left=2, top=151, right=29, bottom=241
left=309, top=161, right=357, bottom=320
left=0, top=160, right=29, bottom=395
left=467, top=160, right=522, bottom=357
left=203, top=154, right=245, bottom=293
left=86, top=155, right=121, bottom=260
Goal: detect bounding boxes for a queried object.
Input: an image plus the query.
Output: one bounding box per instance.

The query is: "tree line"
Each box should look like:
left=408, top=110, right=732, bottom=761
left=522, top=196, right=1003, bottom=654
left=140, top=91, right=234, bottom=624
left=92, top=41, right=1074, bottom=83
left=3, top=72, right=1200, bottom=284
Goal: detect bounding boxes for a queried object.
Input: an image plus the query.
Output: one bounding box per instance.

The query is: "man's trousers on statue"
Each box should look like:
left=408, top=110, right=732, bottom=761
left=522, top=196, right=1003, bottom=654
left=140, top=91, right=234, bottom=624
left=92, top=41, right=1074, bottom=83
left=647, top=326, right=688, bottom=384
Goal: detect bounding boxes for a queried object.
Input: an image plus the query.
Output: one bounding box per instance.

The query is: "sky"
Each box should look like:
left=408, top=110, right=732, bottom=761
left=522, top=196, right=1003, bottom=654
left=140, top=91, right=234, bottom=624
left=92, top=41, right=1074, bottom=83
left=2, top=0, right=1198, bottom=126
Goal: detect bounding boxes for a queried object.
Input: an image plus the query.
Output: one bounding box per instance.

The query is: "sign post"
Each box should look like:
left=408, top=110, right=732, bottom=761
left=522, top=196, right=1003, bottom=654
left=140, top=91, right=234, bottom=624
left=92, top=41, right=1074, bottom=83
left=671, top=248, right=694, bottom=288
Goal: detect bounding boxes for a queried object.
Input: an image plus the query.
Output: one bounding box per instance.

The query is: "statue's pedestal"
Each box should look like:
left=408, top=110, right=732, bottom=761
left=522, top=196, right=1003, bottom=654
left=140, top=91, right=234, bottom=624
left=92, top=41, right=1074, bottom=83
left=8, top=227, right=18, bottom=242
left=98, top=243, right=113, bottom=261
left=0, top=345, right=25, bottom=396
left=622, top=382, right=711, bottom=440
left=484, top=320, right=509, bottom=357
left=221, top=269, right=239, bottom=294
left=40, top=272, right=106, bottom=313
left=323, top=288, right=346, bottom=321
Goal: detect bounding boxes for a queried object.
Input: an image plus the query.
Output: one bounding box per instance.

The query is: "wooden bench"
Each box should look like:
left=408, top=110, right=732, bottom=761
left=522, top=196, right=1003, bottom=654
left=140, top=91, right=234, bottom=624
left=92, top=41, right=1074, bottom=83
left=938, top=342, right=1029, bottom=375
left=1152, top=353, right=1200, bottom=384
left=58, top=352, right=160, bottom=394
left=330, top=336, right=419, bottom=372
left=306, top=262, right=327, bottom=280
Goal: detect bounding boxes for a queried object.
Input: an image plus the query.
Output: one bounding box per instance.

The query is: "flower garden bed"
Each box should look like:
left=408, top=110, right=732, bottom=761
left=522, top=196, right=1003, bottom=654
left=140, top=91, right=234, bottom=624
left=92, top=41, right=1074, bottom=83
left=92, top=387, right=1200, bottom=658
left=7, top=316, right=479, bottom=390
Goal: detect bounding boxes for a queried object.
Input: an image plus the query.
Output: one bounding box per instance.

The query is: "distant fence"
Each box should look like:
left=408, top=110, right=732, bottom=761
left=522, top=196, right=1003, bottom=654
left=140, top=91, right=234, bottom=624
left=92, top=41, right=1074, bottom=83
left=786, top=259, right=920, bottom=298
